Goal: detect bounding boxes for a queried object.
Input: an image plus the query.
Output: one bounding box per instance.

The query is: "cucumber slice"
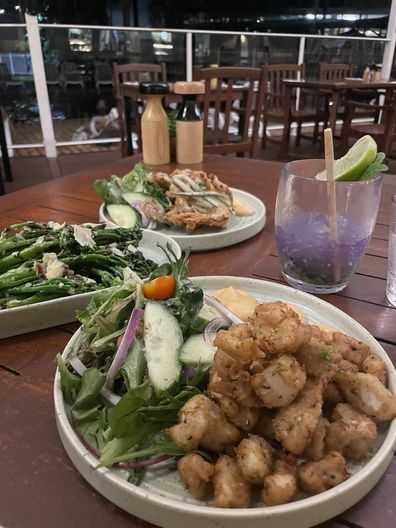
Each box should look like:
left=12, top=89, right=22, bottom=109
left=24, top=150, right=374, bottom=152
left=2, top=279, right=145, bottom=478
left=106, top=204, right=140, bottom=228
left=123, top=192, right=165, bottom=212
left=191, top=303, right=226, bottom=332
left=179, top=334, right=217, bottom=366
left=144, top=302, right=183, bottom=394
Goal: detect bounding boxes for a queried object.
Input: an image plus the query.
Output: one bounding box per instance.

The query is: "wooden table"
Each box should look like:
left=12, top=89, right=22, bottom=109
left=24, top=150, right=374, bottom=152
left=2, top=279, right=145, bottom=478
left=0, top=154, right=395, bottom=528
left=282, top=78, right=396, bottom=152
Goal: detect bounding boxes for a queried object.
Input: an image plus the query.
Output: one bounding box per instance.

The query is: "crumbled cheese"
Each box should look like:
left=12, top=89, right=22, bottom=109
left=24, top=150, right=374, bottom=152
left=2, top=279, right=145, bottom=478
left=123, top=266, right=143, bottom=284
left=42, top=253, right=66, bottom=280
left=127, top=244, right=137, bottom=254
left=73, top=225, right=96, bottom=249
left=47, top=221, right=65, bottom=230
left=35, top=235, right=46, bottom=245
left=109, top=242, right=124, bottom=257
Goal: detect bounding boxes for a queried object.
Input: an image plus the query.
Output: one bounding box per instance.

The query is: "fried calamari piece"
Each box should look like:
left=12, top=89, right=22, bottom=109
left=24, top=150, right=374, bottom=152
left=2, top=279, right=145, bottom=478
left=272, top=378, right=324, bottom=455
left=214, top=324, right=264, bottom=365
left=213, top=455, right=251, bottom=508
left=210, top=369, right=262, bottom=409
left=166, top=394, right=241, bottom=452
left=325, top=403, right=377, bottom=460
left=305, top=416, right=329, bottom=461
left=262, top=456, right=297, bottom=506
left=331, top=332, right=370, bottom=368
left=298, top=451, right=349, bottom=495
left=251, top=354, right=306, bottom=408
left=217, top=396, right=260, bottom=432
left=249, top=301, right=312, bottom=356
left=235, top=436, right=274, bottom=484
left=252, top=408, right=276, bottom=444
left=335, top=371, right=396, bottom=422
left=295, top=325, right=342, bottom=382
left=177, top=454, right=214, bottom=499
left=361, top=354, right=386, bottom=385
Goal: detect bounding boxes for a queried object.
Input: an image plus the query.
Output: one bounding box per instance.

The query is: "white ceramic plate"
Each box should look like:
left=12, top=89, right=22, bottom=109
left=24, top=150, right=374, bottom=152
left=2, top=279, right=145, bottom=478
left=0, top=230, right=181, bottom=339
left=99, top=188, right=266, bottom=251
left=54, top=276, right=396, bottom=528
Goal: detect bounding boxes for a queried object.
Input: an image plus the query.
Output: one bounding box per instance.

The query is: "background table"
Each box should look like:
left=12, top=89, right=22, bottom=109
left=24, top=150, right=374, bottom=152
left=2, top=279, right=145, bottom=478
left=0, top=154, right=395, bottom=528
left=281, top=79, right=396, bottom=154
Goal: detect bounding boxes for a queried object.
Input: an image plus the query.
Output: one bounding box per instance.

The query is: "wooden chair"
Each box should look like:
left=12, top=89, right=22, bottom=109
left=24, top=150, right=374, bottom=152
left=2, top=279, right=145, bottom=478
left=319, top=63, right=352, bottom=81
left=261, top=64, right=327, bottom=155
left=340, top=89, right=396, bottom=156
left=113, top=62, right=167, bottom=156
left=193, top=66, right=266, bottom=158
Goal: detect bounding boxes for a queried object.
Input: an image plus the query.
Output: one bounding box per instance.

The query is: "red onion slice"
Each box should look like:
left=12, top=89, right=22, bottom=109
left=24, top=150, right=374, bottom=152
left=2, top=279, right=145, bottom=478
left=203, top=294, right=243, bottom=325
left=105, top=307, right=143, bottom=389
left=129, top=200, right=149, bottom=227
left=203, top=317, right=227, bottom=345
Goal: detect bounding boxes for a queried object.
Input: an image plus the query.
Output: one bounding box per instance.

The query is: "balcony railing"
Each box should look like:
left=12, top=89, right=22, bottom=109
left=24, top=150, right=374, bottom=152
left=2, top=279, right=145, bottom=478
left=0, top=13, right=394, bottom=158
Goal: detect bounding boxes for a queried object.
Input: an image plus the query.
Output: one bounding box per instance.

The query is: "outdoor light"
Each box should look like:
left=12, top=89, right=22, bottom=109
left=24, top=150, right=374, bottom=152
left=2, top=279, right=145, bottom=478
left=305, top=13, right=315, bottom=20
left=15, top=4, right=21, bottom=10
left=0, top=9, right=4, bottom=14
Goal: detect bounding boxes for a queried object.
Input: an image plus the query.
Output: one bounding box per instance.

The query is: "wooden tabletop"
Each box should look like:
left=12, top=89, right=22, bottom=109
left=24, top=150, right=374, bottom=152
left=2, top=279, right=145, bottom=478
left=282, top=78, right=396, bottom=91
left=0, top=154, right=395, bottom=528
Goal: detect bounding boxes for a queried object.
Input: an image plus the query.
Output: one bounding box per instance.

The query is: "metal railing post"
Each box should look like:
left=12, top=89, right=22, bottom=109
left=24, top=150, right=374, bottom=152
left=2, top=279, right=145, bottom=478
left=382, top=0, right=396, bottom=79
left=25, top=13, right=57, bottom=158
left=186, top=32, right=193, bottom=81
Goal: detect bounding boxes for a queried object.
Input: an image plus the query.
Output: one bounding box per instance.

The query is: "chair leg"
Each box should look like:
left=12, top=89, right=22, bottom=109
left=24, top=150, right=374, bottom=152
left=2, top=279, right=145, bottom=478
left=261, top=120, right=267, bottom=148
left=295, top=122, right=302, bottom=146
left=312, top=120, right=319, bottom=144
left=280, top=118, right=291, bottom=156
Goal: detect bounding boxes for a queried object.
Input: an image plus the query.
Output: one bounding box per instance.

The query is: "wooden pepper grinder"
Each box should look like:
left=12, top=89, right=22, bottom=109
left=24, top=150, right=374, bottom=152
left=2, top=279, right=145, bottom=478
left=174, top=81, right=205, bottom=165
left=139, top=82, right=170, bottom=165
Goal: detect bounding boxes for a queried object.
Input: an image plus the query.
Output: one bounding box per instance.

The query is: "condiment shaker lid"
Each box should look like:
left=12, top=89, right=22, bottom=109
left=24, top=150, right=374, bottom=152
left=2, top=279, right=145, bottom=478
left=139, top=82, right=169, bottom=95
left=174, top=81, right=205, bottom=95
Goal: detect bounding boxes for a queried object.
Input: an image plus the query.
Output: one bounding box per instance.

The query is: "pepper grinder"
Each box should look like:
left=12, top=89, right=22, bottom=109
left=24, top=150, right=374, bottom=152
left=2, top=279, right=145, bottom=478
left=139, top=81, right=170, bottom=165
left=174, top=81, right=205, bottom=165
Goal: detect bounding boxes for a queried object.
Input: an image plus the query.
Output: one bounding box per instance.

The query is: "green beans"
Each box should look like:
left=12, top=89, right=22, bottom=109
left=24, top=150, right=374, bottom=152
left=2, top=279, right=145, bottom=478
left=0, top=222, right=157, bottom=309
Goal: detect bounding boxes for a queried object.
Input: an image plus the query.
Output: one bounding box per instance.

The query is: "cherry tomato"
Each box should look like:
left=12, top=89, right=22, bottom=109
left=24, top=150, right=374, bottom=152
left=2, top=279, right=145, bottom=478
left=142, top=275, right=176, bottom=300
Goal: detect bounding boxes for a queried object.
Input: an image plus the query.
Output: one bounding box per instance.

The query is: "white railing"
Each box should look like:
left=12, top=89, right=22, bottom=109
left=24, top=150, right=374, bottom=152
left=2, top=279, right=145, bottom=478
left=0, top=12, right=394, bottom=157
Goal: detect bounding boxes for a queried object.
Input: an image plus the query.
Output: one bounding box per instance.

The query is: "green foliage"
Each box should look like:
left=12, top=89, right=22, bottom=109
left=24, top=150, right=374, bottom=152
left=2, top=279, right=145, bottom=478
left=359, top=152, right=389, bottom=180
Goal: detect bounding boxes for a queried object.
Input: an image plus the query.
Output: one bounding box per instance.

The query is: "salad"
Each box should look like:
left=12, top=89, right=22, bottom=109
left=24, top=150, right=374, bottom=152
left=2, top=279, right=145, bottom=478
left=57, top=247, right=226, bottom=478
left=95, top=162, right=251, bottom=233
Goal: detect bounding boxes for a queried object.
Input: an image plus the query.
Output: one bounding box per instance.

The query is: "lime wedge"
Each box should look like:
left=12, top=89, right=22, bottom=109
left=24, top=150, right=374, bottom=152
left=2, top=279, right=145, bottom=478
left=315, top=135, right=377, bottom=181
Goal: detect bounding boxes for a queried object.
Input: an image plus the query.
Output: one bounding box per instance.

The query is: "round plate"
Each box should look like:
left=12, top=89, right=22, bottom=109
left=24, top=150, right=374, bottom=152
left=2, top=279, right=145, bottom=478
left=99, top=189, right=266, bottom=251
left=54, top=276, right=396, bottom=528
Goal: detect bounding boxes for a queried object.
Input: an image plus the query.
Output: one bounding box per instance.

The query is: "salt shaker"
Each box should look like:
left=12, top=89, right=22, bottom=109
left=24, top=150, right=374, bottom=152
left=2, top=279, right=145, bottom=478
left=139, top=81, right=170, bottom=165
left=174, top=81, right=205, bottom=165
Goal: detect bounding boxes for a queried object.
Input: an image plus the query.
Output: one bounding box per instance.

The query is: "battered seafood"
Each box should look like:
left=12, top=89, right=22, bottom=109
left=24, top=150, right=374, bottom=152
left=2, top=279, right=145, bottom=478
left=172, top=300, right=396, bottom=508
left=153, top=168, right=234, bottom=232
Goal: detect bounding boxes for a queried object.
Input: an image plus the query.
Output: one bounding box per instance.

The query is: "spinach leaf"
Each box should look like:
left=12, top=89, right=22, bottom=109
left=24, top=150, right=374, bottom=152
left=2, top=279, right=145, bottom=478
left=71, top=368, right=106, bottom=426
left=56, top=353, right=82, bottom=405
left=108, top=382, right=153, bottom=438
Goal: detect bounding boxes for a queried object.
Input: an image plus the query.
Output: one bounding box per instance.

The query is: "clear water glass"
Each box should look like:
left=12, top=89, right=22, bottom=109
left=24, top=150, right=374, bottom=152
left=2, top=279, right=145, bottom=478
left=275, top=159, right=383, bottom=294
left=386, top=195, right=396, bottom=307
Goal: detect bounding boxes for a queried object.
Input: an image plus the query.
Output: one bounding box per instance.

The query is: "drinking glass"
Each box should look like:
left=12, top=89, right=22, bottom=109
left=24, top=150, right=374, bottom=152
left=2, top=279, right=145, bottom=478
left=386, top=195, right=396, bottom=307
left=275, top=159, right=383, bottom=294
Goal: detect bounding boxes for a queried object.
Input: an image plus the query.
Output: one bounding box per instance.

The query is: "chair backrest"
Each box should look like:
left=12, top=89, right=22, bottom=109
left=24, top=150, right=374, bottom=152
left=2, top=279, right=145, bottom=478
left=319, top=63, right=352, bottom=81
left=44, top=63, right=59, bottom=81
left=95, top=62, right=113, bottom=82
left=112, top=62, right=167, bottom=100
left=262, top=64, right=304, bottom=110
left=194, top=66, right=266, bottom=157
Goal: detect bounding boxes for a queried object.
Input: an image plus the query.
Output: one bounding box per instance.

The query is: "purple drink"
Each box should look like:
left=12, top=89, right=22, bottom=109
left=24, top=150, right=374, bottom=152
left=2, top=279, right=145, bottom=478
left=275, top=213, right=370, bottom=287
left=275, top=160, right=382, bottom=294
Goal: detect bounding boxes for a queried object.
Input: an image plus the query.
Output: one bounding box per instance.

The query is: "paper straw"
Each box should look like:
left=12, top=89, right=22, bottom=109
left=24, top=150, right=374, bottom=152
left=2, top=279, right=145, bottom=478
left=324, top=128, right=341, bottom=284
left=324, top=128, right=339, bottom=242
